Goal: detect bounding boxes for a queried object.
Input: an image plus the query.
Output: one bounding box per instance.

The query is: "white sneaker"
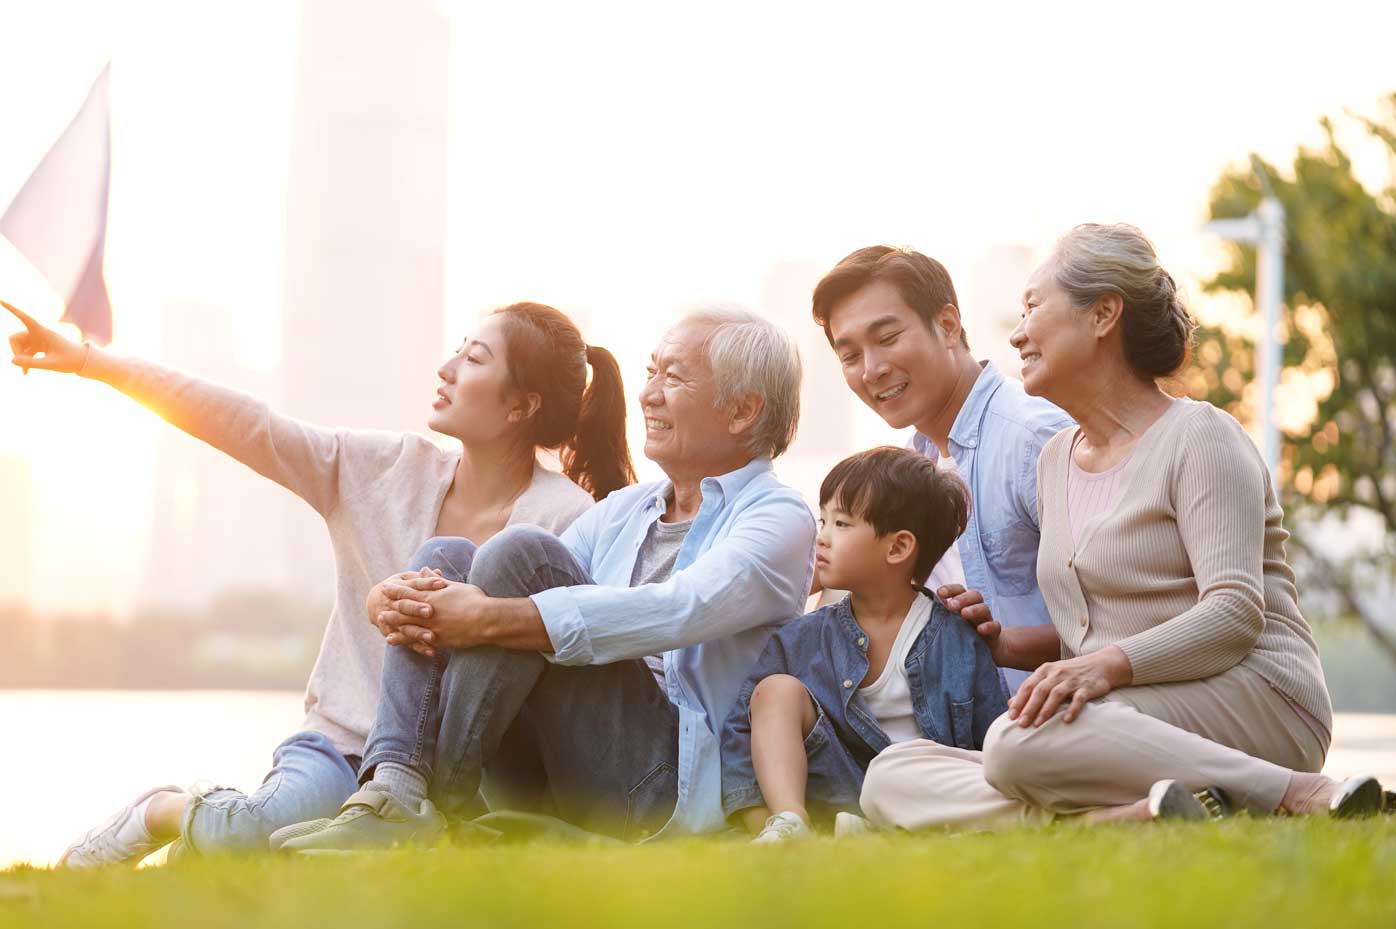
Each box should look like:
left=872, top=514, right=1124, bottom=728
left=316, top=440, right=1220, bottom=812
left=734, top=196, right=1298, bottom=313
left=834, top=811, right=874, bottom=838
left=751, top=811, right=814, bottom=844
left=59, top=785, right=185, bottom=868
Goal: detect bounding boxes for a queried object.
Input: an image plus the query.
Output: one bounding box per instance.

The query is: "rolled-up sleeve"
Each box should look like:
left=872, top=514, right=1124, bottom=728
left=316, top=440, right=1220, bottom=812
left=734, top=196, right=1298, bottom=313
left=532, top=489, right=815, bottom=666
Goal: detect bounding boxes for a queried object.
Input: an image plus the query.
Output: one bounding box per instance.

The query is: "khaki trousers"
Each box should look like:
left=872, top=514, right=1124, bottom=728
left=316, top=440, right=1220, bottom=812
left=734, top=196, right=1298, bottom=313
left=860, top=664, right=1328, bottom=831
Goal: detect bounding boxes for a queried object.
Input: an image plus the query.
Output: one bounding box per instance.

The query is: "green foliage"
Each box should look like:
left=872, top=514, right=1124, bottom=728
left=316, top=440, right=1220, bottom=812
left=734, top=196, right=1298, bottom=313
left=1191, top=94, right=1396, bottom=534
left=2, top=821, right=1393, bottom=929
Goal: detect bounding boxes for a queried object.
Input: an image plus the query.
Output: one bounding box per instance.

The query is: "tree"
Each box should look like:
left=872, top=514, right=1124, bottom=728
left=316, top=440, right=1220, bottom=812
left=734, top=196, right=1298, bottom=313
left=1184, top=93, right=1396, bottom=659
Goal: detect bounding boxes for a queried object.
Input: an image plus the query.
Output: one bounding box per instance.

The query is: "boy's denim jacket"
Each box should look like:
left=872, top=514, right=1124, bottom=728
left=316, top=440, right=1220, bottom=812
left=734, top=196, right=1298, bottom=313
left=719, top=593, right=1010, bottom=817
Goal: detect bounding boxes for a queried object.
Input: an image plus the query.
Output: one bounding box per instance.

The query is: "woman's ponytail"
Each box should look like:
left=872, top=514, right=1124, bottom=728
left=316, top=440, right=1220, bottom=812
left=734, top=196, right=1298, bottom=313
left=494, top=302, right=636, bottom=502
left=563, top=344, right=636, bottom=500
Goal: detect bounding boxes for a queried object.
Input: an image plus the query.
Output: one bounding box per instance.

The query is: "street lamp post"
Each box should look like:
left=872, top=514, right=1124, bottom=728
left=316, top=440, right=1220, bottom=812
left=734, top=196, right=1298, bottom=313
left=1205, top=195, right=1286, bottom=482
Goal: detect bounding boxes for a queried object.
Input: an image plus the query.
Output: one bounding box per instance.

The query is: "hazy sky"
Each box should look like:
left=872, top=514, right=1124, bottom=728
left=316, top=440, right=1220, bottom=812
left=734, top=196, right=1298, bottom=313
left=2, top=0, right=1395, bottom=611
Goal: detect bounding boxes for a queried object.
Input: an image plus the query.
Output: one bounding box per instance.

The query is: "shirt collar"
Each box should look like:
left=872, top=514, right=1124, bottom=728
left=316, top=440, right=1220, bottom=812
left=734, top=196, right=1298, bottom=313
left=912, top=361, right=1004, bottom=455
left=829, top=589, right=939, bottom=646
left=649, top=456, right=773, bottom=513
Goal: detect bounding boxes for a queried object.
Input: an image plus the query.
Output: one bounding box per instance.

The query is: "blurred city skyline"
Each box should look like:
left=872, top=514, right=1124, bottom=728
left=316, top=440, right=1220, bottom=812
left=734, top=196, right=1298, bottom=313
left=3, top=0, right=1396, bottom=614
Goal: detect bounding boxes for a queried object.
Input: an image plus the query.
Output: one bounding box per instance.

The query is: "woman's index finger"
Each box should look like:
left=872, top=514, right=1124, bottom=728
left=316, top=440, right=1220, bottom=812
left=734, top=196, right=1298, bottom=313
left=1, top=300, right=44, bottom=332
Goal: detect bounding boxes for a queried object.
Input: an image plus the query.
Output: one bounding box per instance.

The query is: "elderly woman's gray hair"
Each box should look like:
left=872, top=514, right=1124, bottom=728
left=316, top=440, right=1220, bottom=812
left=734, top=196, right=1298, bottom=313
left=682, top=304, right=802, bottom=459
left=1051, top=223, right=1197, bottom=380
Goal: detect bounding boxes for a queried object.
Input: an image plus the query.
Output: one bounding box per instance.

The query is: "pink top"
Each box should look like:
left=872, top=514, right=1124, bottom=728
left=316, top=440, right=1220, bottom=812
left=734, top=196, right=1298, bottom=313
left=1067, top=437, right=1132, bottom=548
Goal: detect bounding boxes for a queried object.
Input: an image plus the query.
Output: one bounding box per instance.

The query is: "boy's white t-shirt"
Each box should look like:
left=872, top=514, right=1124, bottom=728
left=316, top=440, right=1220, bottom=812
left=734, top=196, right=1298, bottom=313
left=925, top=453, right=967, bottom=592
left=858, top=593, right=935, bottom=743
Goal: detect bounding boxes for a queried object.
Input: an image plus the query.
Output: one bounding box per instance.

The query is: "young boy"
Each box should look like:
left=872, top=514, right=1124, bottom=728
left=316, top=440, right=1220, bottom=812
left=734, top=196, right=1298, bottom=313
left=719, top=446, right=1009, bottom=842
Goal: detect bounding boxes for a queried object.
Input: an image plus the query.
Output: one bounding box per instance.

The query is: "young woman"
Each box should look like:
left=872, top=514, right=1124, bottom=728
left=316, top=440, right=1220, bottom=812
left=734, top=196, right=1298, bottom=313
left=5, top=298, right=635, bottom=864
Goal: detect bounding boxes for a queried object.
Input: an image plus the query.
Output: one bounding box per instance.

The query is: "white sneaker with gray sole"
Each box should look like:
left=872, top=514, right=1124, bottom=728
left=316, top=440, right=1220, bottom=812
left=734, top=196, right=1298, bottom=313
left=59, top=785, right=185, bottom=868
left=752, top=811, right=814, bottom=844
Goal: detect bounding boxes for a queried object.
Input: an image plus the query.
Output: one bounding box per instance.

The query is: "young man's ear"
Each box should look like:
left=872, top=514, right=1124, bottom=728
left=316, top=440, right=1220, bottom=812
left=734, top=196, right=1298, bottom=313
left=935, top=303, right=966, bottom=348
left=727, top=392, right=765, bottom=439
left=509, top=391, right=543, bottom=423
left=884, top=530, right=918, bottom=568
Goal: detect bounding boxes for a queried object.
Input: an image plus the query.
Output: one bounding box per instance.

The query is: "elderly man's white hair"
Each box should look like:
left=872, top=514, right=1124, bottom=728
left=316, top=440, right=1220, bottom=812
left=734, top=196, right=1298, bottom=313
left=679, top=303, right=802, bottom=459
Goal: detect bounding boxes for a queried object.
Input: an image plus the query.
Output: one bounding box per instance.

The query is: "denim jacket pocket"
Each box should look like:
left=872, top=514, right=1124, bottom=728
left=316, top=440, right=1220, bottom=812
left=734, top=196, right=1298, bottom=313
left=948, top=699, right=976, bottom=749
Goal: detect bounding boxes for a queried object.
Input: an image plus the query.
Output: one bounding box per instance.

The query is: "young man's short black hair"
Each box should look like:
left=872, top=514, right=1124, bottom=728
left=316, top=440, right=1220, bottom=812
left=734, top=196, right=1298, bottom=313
left=811, top=245, right=970, bottom=350
left=819, top=446, right=969, bottom=585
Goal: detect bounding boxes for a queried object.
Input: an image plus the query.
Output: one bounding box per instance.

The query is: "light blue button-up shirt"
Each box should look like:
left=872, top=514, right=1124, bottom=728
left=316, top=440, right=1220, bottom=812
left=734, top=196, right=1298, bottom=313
left=911, top=362, right=1074, bottom=691
left=530, top=456, right=816, bottom=834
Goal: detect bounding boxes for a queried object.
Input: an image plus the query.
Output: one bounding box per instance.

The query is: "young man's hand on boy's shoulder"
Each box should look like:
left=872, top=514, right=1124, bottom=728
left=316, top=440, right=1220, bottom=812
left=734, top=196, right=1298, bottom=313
left=937, top=585, right=1060, bottom=673
left=938, top=585, right=1002, bottom=652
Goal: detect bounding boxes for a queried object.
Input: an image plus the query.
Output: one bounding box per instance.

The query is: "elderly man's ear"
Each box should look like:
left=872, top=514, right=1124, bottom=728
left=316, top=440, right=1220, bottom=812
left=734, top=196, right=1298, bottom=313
left=727, top=393, right=765, bottom=438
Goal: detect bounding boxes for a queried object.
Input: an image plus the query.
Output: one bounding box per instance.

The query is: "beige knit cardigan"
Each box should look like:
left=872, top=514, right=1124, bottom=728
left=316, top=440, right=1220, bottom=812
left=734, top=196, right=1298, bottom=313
left=1036, top=398, right=1332, bottom=734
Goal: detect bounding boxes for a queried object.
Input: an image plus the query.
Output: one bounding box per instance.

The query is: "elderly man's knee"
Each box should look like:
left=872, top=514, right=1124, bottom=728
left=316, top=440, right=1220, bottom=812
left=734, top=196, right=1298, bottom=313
left=409, top=536, right=478, bottom=580
left=469, top=524, right=564, bottom=596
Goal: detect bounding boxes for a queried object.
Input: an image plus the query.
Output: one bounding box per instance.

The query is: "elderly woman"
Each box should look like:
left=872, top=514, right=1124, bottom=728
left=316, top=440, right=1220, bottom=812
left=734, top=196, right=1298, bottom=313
left=859, top=224, right=1383, bottom=828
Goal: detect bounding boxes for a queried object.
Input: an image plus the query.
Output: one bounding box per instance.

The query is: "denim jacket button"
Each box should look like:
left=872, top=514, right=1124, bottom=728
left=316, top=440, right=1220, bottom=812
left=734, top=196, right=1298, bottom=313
left=843, top=679, right=853, bottom=689
left=857, top=638, right=866, bottom=648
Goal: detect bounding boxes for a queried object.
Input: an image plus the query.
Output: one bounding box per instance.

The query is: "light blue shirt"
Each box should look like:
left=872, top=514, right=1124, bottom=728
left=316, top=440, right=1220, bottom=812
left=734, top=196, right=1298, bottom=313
left=911, top=362, right=1075, bottom=690
left=531, top=456, right=816, bottom=835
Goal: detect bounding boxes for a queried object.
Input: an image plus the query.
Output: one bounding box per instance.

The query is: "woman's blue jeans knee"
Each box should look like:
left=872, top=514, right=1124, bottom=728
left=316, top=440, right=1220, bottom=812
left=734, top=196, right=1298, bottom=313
left=177, top=729, right=359, bottom=855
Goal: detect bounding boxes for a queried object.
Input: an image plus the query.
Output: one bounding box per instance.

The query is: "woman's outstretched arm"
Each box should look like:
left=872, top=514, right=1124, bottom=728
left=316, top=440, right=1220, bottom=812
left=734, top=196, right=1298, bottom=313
left=6, top=299, right=368, bottom=517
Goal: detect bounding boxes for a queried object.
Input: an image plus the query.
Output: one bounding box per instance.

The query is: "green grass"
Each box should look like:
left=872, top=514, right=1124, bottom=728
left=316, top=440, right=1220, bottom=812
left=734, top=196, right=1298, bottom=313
left=1, top=819, right=1393, bottom=929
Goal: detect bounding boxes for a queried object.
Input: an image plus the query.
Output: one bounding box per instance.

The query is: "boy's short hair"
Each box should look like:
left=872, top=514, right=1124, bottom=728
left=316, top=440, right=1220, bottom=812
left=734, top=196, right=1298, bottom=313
left=811, top=245, right=970, bottom=350
left=819, top=446, right=970, bottom=584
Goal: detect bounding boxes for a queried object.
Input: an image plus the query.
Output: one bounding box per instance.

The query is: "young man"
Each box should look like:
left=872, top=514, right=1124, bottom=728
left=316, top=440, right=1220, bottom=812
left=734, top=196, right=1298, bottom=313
left=719, top=447, right=1008, bottom=842
left=813, top=246, right=1073, bottom=691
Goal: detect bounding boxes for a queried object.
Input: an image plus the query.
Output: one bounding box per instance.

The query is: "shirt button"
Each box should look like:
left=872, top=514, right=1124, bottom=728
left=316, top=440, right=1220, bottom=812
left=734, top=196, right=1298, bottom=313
left=1067, top=557, right=1073, bottom=568
left=843, top=679, right=853, bottom=689
left=1080, top=615, right=1088, bottom=627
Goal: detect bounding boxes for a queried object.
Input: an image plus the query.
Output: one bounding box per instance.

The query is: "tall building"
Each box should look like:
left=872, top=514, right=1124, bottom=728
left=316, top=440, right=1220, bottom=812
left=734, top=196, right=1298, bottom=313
left=282, top=0, right=449, bottom=434
left=137, top=299, right=286, bottom=611
left=761, top=261, right=856, bottom=505
left=0, top=455, right=33, bottom=607
left=280, top=0, right=451, bottom=591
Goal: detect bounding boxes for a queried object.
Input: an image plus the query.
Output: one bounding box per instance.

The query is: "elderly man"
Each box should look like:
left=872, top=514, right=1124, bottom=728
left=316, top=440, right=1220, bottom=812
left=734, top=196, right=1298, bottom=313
left=278, top=306, right=815, bottom=848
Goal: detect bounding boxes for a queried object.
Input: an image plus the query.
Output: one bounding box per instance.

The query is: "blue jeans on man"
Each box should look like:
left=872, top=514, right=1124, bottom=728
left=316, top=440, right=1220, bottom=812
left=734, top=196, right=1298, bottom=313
left=358, top=528, right=680, bottom=840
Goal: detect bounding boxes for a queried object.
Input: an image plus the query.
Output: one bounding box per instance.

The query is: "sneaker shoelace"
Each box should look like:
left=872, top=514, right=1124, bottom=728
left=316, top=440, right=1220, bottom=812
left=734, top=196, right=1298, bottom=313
left=1195, top=791, right=1225, bottom=819
left=73, top=819, right=147, bottom=865
left=761, top=814, right=805, bottom=838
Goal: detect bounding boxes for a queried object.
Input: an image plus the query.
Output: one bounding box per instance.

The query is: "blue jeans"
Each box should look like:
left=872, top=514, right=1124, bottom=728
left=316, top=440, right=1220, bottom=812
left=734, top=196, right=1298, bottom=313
left=360, top=526, right=679, bottom=841
left=174, top=729, right=359, bottom=856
